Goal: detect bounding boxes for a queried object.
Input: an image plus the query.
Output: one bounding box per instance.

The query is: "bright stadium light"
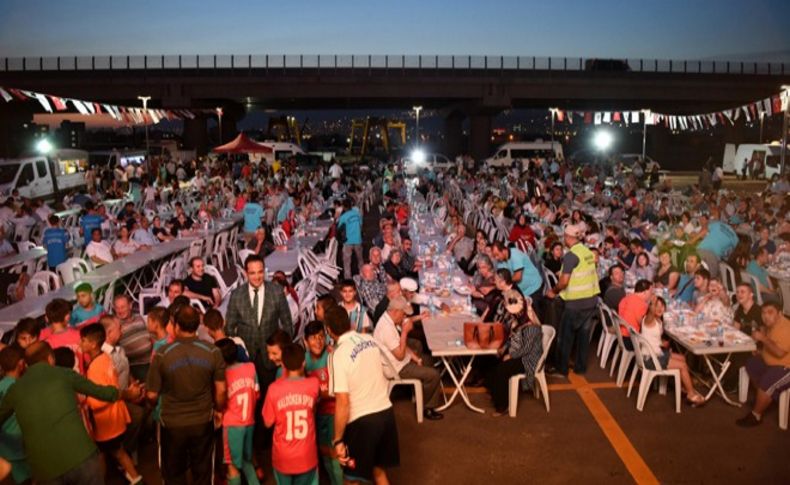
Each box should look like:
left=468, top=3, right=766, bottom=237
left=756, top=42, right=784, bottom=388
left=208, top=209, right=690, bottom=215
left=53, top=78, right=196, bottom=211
left=36, top=138, right=53, bottom=154
left=411, top=148, right=426, bottom=165
left=593, top=130, right=613, bottom=151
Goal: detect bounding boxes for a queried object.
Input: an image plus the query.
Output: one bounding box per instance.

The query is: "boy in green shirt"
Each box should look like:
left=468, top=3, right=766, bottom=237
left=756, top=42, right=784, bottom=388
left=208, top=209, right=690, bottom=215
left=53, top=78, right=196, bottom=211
left=0, top=346, right=30, bottom=484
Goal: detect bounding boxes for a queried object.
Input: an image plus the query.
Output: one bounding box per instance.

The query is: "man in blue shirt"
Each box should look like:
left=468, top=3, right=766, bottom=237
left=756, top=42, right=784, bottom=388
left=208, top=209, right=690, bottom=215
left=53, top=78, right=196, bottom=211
left=696, top=215, right=737, bottom=279
left=242, top=191, right=264, bottom=235
left=674, top=253, right=701, bottom=304
left=79, top=201, right=104, bottom=248
left=337, top=199, right=363, bottom=279
left=491, top=241, right=543, bottom=298
left=43, top=215, right=69, bottom=271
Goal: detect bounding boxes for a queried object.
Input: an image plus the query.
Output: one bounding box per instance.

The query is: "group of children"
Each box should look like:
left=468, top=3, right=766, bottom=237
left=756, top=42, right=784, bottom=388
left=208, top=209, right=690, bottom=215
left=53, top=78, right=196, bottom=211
left=2, top=276, right=346, bottom=485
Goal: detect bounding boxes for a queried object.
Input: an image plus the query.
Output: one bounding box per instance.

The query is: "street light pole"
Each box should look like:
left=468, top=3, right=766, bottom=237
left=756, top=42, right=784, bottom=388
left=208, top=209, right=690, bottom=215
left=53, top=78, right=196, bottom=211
left=412, top=105, right=423, bottom=146
left=137, top=96, right=151, bottom=158
left=216, top=107, right=223, bottom=144
left=782, top=87, right=789, bottom=177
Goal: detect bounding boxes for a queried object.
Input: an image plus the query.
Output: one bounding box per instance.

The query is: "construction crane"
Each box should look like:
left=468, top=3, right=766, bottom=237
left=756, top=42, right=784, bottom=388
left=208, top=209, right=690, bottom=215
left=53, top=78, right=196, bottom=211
left=348, top=117, right=406, bottom=158
left=267, top=116, right=304, bottom=145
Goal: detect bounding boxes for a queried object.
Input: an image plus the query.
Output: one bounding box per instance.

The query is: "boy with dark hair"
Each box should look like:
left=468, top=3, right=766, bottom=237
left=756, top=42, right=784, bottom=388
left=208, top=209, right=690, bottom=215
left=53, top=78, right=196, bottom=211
left=303, top=321, right=343, bottom=485
left=263, top=343, right=320, bottom=485
left=13, top=317, right=41, bottom=350
left=70, top=283, right=104, bottom=327
left=79, top=323, right=143, bottom=484
left=0, top=346, right=30, bottom=484
left=216, top=338, right=260, bottom=485
left=146, top=306, right=172, bottom=353
left=52, top=348, right=76, bottom=369
left=41, top=298, right=82, bottom=371
left=43, top=214, right=69, bottom=271
left=266, top=329, right=292, bottom=377
left=204, top=309, right=249, bottom=362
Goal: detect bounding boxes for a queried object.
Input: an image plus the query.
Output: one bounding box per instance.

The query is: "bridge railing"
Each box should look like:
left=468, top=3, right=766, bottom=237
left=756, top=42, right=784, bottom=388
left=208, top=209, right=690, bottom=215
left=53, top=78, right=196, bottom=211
left=0, top=55, right=787, bottom=75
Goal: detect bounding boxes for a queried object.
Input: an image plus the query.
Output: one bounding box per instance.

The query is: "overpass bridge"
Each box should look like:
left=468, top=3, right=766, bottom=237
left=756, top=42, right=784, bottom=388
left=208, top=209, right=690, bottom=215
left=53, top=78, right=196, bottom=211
left=2, top=54, right=788, bottom=158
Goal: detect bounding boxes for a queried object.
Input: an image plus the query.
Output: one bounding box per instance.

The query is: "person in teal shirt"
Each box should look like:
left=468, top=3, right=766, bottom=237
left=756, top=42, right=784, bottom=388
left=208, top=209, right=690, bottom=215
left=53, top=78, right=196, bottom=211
left=242, top=192, right=265, bottom=234
left=0, top=347, right=31, bottom=485
left=69, top=283, right=104, bottom=327
left=337, top=199, right=363, bottom=279
left=491, top=242, right=543, bottom=297
left=303, top=321, right=343, bottom=485
left=696, top=218, right=737, bottom=279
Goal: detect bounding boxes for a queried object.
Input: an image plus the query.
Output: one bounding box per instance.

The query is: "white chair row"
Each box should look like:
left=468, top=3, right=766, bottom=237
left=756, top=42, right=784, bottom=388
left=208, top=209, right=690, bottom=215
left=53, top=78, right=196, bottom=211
left=508, top=325, right=556, bottom=417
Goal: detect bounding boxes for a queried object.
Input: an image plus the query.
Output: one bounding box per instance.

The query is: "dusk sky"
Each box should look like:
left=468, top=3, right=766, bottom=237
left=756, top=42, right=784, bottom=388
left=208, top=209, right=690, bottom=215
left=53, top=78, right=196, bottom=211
left=1, top=0, right=789, bottom=61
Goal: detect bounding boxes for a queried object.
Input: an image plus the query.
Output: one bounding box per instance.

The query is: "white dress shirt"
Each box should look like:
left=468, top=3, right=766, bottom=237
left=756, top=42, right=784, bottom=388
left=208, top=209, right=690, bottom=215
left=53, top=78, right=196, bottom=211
left=248, top=283, right=265, bottom=325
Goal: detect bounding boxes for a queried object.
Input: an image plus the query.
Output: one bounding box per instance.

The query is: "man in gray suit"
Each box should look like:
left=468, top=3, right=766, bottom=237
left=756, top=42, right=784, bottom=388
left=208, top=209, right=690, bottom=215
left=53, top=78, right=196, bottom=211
left=225, top=254, right=293, bottom=389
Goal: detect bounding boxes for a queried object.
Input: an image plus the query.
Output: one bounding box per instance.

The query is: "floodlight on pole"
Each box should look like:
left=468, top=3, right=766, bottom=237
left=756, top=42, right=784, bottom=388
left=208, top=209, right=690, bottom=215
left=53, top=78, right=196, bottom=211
left=137, top=96, right=151, bottom=159
left=216, top=107, right=224, bottom=144
left=412, top=105, right=423, bottom=144
left=36, top=138, right=53, bottom=154
left=593, top=130, right=613, bottom=151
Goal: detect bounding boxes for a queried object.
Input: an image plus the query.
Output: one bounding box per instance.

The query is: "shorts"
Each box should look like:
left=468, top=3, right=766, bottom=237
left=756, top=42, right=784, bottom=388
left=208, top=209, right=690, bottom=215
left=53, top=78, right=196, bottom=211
left=273, top=467, right=318, bottom=485
left=343, top=407, right=399, bottom=482
left=745, top=356, right=790, bottom=400
left=96, top=433, right=125, bottom=454
left=223, top=425, right=254, bottom=469
left=316, top=414, right=334, bottom=447
left=644, top=349, right=671, bottom=370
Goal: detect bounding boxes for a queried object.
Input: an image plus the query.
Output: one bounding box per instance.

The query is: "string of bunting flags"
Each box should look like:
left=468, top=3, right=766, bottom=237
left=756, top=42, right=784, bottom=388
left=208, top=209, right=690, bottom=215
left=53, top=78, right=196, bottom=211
left=0, top=85, right=212, bottom=124
left=550, top=88, right=790, bottom=132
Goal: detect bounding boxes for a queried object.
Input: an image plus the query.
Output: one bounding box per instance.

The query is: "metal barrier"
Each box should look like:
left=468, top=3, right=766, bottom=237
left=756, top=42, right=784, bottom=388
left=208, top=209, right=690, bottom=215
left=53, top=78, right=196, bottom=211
left=0, top=54, right=787, bottom=75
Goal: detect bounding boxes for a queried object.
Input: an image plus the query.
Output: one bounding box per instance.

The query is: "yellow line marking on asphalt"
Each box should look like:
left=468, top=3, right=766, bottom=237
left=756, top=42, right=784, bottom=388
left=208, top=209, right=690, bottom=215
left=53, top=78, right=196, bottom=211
left=568, top=372, right=659, bottom=485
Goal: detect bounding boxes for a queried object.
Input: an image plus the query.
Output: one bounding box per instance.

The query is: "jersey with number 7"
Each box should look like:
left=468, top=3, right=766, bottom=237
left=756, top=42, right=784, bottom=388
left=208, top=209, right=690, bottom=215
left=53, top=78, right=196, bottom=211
left=223, top=362, right=259, bottom=427
left=262, top=376, right=320, bottom=475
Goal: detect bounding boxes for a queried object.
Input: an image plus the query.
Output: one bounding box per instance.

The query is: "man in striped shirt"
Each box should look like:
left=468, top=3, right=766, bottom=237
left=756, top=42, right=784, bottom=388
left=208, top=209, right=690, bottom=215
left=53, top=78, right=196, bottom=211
left=113, top=294, right=153, bottom=382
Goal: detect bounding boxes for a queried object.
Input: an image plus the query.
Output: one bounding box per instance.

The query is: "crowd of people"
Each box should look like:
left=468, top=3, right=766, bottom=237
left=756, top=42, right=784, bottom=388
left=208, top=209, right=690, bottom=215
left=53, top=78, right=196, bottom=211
left=0, top=149, right=788, bottom=484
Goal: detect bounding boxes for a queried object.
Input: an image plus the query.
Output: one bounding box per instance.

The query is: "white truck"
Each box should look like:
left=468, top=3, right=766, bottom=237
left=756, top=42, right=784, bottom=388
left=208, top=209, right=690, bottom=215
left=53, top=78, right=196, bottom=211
left=0, top=154, right=86, bottom=200
left=722, top=142, right=787, bottom=179
left=485, top=140, right=564, bottom=169
left=253, top=141, right=305, bottom=166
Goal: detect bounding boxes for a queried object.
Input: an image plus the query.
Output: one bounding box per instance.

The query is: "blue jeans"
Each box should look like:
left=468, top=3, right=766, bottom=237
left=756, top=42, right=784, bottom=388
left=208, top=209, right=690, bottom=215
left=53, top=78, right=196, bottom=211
left=557, top=305, right=597, bottom=375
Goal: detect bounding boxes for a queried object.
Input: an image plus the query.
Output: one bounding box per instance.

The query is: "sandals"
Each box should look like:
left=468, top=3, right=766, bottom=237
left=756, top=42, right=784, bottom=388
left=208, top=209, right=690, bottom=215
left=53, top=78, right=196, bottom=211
left=686, top=392, right=706, bottom=407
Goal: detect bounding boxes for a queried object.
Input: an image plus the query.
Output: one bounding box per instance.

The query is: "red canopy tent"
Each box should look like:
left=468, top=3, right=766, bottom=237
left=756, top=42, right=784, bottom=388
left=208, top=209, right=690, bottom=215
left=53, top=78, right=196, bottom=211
left=212, top=133, right=272, bottom=153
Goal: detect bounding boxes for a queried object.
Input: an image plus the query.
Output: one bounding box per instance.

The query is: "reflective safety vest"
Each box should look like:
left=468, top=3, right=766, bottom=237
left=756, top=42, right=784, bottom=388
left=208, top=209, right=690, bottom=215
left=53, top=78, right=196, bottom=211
left=560, top=243, right=600, bottom=301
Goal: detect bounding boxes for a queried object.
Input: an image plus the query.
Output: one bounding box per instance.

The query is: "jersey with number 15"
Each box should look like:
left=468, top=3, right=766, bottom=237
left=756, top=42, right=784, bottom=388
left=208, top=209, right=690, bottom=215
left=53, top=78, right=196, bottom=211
left=223, top=362, right=259, bottom=427
left=262, top=376, right=320, bottom=475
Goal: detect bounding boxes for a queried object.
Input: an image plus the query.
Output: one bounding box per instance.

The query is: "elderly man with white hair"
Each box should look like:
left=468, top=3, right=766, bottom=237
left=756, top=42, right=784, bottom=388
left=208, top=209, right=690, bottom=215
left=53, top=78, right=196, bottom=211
left=354, top=263, right=387, bottom=311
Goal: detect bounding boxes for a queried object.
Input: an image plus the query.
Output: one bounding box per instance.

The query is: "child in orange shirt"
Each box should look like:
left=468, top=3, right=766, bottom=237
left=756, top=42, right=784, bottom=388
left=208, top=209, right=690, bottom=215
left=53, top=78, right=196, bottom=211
left=80, top=323, right=144, bottom=484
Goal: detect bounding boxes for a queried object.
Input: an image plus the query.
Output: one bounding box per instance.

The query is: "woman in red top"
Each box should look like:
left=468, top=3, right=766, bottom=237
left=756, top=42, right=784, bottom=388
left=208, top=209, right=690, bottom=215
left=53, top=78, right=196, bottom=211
left=508, top=214, right=536, bottom=248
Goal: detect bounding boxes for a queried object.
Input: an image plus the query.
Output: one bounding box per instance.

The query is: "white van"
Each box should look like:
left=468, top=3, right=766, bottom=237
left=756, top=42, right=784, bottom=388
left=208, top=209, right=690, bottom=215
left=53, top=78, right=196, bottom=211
left=402, top=151, right=454, bottom=175
left=485, top=140, right=564, bottom=169
left=0, top=155, right=86, bottom=199
left=722, top=143, right=787, bottom=179
left=254, top=141, right=305, bottom=166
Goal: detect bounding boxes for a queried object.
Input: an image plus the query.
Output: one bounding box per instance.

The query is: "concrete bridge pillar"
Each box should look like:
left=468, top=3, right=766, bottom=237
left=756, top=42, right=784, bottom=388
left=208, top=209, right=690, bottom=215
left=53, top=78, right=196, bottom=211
left=469, top=113, right=492, bottom=161
left=443, top=112, right=465, bottom=159
left=183, top=115, right=209, bottom=156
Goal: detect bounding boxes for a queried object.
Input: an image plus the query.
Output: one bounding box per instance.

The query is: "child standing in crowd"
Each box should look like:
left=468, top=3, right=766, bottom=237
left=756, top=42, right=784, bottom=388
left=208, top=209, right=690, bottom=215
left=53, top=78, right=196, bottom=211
left=267, top=329, right=292, bottom=378
left=13, top=318, right=41, bottom=350
left=217, top=339, right=260, bottom=485
left=339, top=280, right=372, bottom=333
left=79, top=323, right=144, bottom=484
left=204, top=308, right=249, bottom=362
left=263, top=344, right=320, bottom=485
left=303, top=321, right=344, bottom=485
left=41, top=299, right=82, bottom=371
left=147, top=307, right=173, bottom=353
left=0, top=346, right=30, bottom=485
left=70, top=283, right=104, bottom=327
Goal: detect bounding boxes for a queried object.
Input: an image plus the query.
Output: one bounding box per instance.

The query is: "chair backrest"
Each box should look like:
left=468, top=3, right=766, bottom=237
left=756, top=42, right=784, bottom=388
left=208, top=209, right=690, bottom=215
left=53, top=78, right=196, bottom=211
left=609, top=308, right=631, bottom=352
left=719, top=262, right=737, bottom=297
left=740, top=271, right=765, bottom=305
left=16, top=241, right=37, bottom=253
left=32, top=270, right=62, bottom=291
left=324, top=238, right=338, bottom=262
left=56, top=257, right=87, bottom=285
left=373, top=340, right=401, bottom=380
left=25, top=278, right=49, bottom=296
left=272, top=227, right=288, bottom=246
left=628, top=326, right=663, bottom=372
left=537, top=325, right=556, bottom=372
left=238, top=249, right=254, bottom=266
left=204, top=264, right=231, bottom=297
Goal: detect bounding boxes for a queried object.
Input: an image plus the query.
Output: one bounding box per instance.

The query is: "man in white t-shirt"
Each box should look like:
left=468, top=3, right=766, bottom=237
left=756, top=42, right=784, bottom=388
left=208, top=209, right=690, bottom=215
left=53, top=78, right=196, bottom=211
left=326, top=305, right=399, bottom=484
left=328, top=161, right=343, bottom=179
left=85, top=228, right=114, bottom=266
left=373, top=297, right=443, bottom=420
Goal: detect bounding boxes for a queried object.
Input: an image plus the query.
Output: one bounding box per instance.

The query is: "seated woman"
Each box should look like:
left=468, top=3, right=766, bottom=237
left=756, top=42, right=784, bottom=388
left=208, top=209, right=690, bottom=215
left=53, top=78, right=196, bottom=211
left=482, top=268, right=523, bottom=323
left=629, top=252, right=655, bottom=282
left=485, top=290, right=543, bottom=416
left=694, top=279, right=734, bottom=324
left=151, top=216, right=173, bottom=242
left=468, top=255, right=499, bottom=316
left=112, top=225, right=146, bottom=258
left=543, top=242, right=564, bottom=276
left=383, top=249, right=410, bottom=282
left=247, top=227, right=274, bottom=257
left=639, top=297, right=705, bottom=406
left=508, top=213, right=536, bottom=251
left=653, top=250, right=680, bottom=291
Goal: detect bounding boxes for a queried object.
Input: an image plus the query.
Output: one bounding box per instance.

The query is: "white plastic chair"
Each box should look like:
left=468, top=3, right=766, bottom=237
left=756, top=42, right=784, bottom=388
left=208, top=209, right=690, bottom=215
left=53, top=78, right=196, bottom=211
left=375, top=342, right=424, bottom=423
left=609, top=313, right=636, bottom=387
left=719, top=262, right=737, bottom=301
left=272, top=227, right=288, bottom=246
left=25, top=278, right=49, bottom=296
left=508, top=325, right=556, bottom=417
left=16, top=241, right=38, bottom=253
left=739, top=367, right=789, bottom=430
left=31, top=270, right=62, bottom=291
left=597, top=304, right=619, bottom=369
left=56, top=257, right=91, bottom=285
left=740, top=271, right=767, bottom=306
left=204, top=264, right=235, bottom=299
left=238, top=249, right=254, bottom=266
left=626, top=329, right=681, bottom=413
